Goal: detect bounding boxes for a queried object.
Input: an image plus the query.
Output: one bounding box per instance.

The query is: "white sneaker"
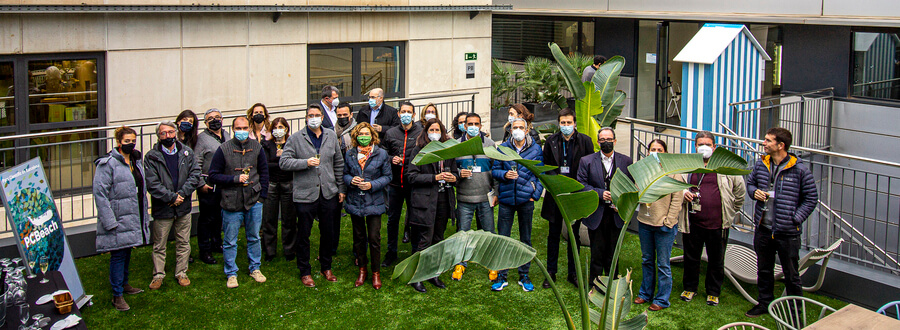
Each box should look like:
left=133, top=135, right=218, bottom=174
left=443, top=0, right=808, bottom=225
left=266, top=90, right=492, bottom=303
left=226, top=276, right=238, bottom=289
left=250, top=270, right=267, bottom=283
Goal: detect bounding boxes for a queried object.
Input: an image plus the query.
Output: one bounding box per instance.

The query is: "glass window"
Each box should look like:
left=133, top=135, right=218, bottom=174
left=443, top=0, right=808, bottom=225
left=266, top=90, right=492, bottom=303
left=852, top=31, right=900, bottom=101
left=308, top=43, right=404, bottom=103
left=27, top=59, right=99, bottom=125
left=1, top=62, right=13, bottom=127
left=492, top=17, right=594, bottom=62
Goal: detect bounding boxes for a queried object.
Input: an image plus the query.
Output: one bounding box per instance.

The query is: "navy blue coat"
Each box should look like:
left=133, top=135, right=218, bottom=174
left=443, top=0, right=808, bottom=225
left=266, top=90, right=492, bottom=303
left=492, top=137, right=544, bottom=206
left=746, top=153, right=818, bottom=235
left=342, top=145, right=392, bottom=217
left=577, top=151, right=633, bottom=230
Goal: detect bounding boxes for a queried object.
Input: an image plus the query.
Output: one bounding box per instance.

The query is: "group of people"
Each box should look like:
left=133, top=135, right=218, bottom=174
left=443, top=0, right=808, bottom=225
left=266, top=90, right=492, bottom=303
left=93, top=85, right=818, bottom=320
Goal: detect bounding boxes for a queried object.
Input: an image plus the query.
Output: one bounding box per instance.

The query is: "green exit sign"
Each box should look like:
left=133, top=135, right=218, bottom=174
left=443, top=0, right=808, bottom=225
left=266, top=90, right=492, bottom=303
left=465, top=53, right=477, bottom=61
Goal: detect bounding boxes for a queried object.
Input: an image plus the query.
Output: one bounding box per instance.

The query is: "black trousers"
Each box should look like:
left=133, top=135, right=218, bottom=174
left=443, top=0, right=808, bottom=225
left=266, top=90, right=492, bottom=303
left=197, top=192, right=222, bottom=254
left=588, top=215, right=620, bottom=285
left=352, top=214, right=382, bottom=272
left=294, top=192, right=340, bottom=276
left=682, top=224, right=729, bottom=296
left=411, top=196, right=451, bottom=254
left=386, top=185, right=412, bottom=255
left=262, top=181, right=298, bottom=258
left=546, top=219, right=581, bottom=276
left=754, top=227, right=802, bottom=306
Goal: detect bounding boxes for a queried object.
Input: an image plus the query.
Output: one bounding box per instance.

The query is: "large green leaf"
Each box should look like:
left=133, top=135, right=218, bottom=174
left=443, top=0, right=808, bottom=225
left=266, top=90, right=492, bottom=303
left=553, top=191, right=601, bottom=225
left=705, top=147, right=752, bottom=175
left=592, top=56, right=626, bottom=109
left=589, top=270, right=636, bottom=330
left=392, top=230, right=536, bottom=284
left=539, top=173, right=586, bottom=196
left=597, top=90, right=626, bottom=128
left=550, top=42, right=585, bottom=100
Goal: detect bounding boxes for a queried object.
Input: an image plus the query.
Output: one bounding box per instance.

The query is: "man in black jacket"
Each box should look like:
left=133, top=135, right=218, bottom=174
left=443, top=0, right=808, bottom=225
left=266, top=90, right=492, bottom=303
left=541, top=108, right=594, bottom=289
left=380, top=101, right=422, bottom=266
left=355, top=88, right=400, bottom=145
left=144, top=121, right=201, bottom=289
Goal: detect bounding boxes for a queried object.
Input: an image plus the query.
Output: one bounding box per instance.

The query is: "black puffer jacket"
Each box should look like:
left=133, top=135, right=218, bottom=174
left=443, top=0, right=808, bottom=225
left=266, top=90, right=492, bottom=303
left=746, top=153, right=818, bottom=235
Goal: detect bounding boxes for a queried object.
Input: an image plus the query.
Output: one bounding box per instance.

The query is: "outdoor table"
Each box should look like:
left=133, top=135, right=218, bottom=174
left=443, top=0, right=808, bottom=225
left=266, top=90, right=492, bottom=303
left=4, top=271, right=86, bottom=329
left=804, top=303, right=900, bottom=329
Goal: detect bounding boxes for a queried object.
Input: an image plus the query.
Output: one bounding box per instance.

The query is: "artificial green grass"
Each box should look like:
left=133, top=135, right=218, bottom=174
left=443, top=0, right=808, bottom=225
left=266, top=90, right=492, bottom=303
left=76, top=204, right=847, bottom=329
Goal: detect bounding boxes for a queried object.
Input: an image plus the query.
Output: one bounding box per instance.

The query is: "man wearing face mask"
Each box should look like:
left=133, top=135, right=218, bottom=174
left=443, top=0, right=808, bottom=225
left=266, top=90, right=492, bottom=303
left=334, top=102, right=357, bottom=155
left=541, top=108, right=594, bottom=289
left=450, top=113, right=497, bottom=281
left=380, top=101, right=422, bottom=266
left=319, top=86, right=340, bottom=130
left=207, top=116, right=270, bottom=289
left=677, top=131, right=745, bottom=306
left=194, top=108, right=231, bottom=265
left=355, top=88, right=400, bottom=145
left=144, top=121, right=202, bottom=289
left=279, top=104, right=346, bottom=288
left=577, top=127, right=633, bottom=289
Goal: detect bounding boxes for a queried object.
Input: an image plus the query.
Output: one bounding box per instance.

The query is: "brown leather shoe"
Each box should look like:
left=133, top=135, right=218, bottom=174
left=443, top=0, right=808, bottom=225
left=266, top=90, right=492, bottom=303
left=648, top=303, right=665, bottom=311
left=321, top=270, right=337, bottom=282
left=355, top=267, right=367, bottom=287
left=633, top=297, right=648, bottom=304
left=112, top=296, right=130, bottom=311
left=372, top=272, right=382, bottom=290
left=301, top=275, right=316, bottom=288
left=123, top=284, right=144, bottom=295
left=148, top=278, right=163, bottom=290
left=177, top=275, right=191, bottom=287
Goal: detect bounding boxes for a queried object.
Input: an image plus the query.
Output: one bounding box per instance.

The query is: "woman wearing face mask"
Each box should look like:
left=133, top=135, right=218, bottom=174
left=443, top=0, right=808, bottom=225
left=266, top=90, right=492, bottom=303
left=93, top=126, right=150, bottom=311
left=633, top=139, right=684, bottom=312
left=501, top=104, right=541, bottom=144
left=451, top=112, right=468, bottom=140
left=260, top=117, right=299, bottom=262
left=419, top=103, right=440, bottom=128
left=405, top=118, right=458, bottom=293
left=247, top=103, right=271, bottom=140
left=175, top=109, right=199, bottom=150
left=342, top=122, right=392, bottom=290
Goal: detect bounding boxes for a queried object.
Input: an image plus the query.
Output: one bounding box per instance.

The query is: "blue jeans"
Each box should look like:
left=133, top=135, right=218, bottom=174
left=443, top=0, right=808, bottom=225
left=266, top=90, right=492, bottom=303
left=637, top=222, right=677, bottom=307
left=456, top=201, right=495, bottom=267
left=497, top=201, right=534, bottom=277
left=109, top=248, right=132, bottom=297
left=222, top=203, right=263, bottom=278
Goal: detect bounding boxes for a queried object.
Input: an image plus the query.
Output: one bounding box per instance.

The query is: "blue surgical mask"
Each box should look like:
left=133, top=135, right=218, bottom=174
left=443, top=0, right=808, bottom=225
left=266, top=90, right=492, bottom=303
left=466, top=125, right=480, bottom=137
left=400, top=113, right=413, bottom=125
left=368, top=99, right=378, bottom=109
left=458, top=123, right=466, bottom=132
left=234, top=130, right=249, bottom=141
left=560, top=125, right=574, bottom=136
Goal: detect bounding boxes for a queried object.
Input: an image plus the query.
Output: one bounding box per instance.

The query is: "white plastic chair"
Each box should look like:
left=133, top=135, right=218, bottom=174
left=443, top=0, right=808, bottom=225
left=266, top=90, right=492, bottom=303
left=767, top=296, right=836, bottom=330
left=717, top=322, right=771, bottom=330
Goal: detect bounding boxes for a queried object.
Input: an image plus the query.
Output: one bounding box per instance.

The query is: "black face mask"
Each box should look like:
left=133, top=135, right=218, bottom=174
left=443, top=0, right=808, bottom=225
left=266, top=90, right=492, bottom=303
left=600, top=141, right=615, bottom=154
left=160, top=137, right=176, bottom=148
left=252, top=114, right=266, bottom=124
left=207, top=119, right=222, bottom=131
left=337, top=117, right=350, bottom=127
left=120, top=143, right=136, bottom=155
left=179, top=121, right=193, bottom=132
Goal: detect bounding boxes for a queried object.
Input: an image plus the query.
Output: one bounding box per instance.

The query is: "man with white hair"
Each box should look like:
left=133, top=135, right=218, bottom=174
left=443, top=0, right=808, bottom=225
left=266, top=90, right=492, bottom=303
left=355, top=88, right=400, bottom=146
left=144, top=121, right=201, bottom=289
left=194, top=108, right=231, bottom=265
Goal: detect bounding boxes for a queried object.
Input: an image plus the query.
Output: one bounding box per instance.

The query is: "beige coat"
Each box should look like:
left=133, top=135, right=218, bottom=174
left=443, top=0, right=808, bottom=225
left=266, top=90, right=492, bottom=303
left=637, top=175, right=684, bottom=228
left=677, top=173, right=746, bottom=234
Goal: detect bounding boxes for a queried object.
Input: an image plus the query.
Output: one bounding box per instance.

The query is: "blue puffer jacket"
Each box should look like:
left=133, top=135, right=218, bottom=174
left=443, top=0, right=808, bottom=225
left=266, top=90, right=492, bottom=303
left=746, top=153, right=818, bottom=235
left=343, top=145, right=392, bottom=217
left=492, top=136, right=544, bottom=206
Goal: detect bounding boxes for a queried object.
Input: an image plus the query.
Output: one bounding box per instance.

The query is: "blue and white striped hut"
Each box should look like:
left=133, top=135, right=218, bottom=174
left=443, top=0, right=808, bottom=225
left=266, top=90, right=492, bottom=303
left=673, top=23, right=770, bottom=152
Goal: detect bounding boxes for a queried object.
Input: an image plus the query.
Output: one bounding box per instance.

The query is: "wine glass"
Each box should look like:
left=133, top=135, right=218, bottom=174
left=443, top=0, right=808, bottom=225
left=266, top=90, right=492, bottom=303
left=39, top=256, right=49, bottom=284
left=17, top=302, right=28, bottom=326
left=10, top=258, right=21, bottom=268
left=357, top=174, right=366, bottom=196
left=31, top=314, right=44, bottom=328
left=26, top=260, right=36, bottom=279
left=644, top=203, right=652, bottom=217
left=0, top=258, right=10, bottom=269
left=314, top=153, right=321, bottom=168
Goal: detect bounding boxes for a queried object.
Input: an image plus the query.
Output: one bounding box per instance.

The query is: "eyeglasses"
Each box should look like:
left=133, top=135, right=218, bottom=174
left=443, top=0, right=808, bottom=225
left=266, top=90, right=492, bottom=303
left=206, top=116, right=222, bottom=121
left=598, top=138, right=614, bottom=143
left=158, top=130, right=177, bottom=137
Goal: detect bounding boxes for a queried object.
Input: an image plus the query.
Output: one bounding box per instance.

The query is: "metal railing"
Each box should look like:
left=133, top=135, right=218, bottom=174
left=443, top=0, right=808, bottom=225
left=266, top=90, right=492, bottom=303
left=730, top=88, right=834, bottom=151
left=624, top=116, right=900, bottom=275
left=0, top=91, right=478, bottom=237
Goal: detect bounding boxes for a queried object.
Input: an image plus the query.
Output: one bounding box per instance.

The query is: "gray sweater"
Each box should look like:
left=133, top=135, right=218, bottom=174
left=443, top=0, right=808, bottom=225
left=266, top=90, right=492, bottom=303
left=279, top=127, right=345, bottom=203
left=194, top=128, right=230, bottom=186
left=455, top=132, right=497, bottom=203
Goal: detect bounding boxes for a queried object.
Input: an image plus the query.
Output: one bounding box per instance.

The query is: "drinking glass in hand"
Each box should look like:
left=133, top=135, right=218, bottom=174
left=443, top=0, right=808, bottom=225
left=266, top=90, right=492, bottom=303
left=689, top=189, right=701, bottom=214
left=39, top=256, right=49, bottom=284
left=358, top=176, right=366, bottom=196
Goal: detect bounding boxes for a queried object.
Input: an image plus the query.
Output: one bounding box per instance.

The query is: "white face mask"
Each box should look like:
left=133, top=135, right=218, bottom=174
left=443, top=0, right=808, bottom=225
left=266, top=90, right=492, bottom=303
left=697, top=145, right=714, bottom=159
left=424, top=113, right=436, bottom=121
left=428, top=132, right=442, bottom=141
left=508, top=115, right=517, bottom=124
left=331, top=97, right=340, bottom=108
left=272, top=128, right=286, bottom=138
left=307, top=117, right=322, bottom=129
left=512, top=129, right=526, bottom=142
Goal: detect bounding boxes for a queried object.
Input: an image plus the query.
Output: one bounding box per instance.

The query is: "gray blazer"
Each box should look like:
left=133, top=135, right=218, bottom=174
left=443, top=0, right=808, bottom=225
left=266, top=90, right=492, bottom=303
left=93, top=148, right=151, bottom=253
left=194, top=128, right=230, bottom=186
left=279, top=127, right=345, bottom=203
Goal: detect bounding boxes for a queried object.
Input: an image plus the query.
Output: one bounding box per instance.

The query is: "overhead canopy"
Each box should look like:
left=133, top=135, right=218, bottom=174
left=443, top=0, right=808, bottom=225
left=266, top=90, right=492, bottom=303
left=674, top=23, right=771, bottom=64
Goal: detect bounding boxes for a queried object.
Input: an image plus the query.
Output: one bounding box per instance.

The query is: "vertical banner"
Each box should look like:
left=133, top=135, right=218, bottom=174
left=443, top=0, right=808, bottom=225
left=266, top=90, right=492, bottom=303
left=0, top=158, right=87, bottom=306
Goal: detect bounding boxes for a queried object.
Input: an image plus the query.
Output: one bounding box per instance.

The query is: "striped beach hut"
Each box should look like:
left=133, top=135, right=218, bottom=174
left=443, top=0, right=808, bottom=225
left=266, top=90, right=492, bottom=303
left=673, top=23, right=770, bottom=151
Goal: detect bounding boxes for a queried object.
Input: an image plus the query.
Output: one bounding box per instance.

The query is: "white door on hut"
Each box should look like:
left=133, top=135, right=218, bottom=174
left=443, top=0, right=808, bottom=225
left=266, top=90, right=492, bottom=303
left=674, top=23, right=770, bottom=155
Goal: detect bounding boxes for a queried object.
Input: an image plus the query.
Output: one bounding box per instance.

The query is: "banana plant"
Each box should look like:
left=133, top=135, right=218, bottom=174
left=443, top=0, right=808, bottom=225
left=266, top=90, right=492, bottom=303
left=549, top=43, right=627, bottom=152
